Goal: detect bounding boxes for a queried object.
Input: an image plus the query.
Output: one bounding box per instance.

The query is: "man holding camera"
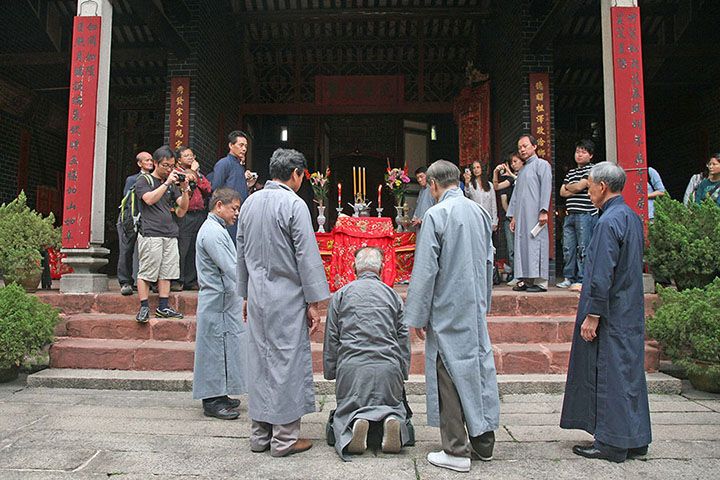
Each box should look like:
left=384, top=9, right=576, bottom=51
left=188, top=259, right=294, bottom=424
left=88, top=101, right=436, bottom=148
left=173, top=146, right=211, bottom=291
left=134, top=146, right=190, bottom=323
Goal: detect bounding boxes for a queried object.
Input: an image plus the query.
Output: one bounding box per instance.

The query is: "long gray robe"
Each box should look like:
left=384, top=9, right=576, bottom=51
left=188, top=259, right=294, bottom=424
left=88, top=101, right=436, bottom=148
left=413, top=186, right=436, bottom=221
left=560, top=195, right=651, bottom=449
left=404, top=187, right=500, bottom=436
left=236, top=180, right=331, bottom=425
left=193, top=213, right=247, bottom=400
left=506, top=154, right=552, bottom=279
left=323, top=271, right=411, bottom=460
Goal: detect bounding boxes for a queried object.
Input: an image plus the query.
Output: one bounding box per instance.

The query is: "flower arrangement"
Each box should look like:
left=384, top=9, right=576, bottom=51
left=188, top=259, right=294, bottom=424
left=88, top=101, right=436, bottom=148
left=385, top=166, right=411, bottom=206
left=305, top=168, right=331, bottom=206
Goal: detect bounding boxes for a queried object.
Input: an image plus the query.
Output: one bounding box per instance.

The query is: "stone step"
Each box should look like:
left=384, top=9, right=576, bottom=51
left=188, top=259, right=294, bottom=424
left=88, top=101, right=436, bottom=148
left=25, top=369, right=683, bottom=395
left=35, top=288, right=659, bottom=317
left=57, top=314, right=577, bottom=344
left=49, top=337, right=660, bottom=375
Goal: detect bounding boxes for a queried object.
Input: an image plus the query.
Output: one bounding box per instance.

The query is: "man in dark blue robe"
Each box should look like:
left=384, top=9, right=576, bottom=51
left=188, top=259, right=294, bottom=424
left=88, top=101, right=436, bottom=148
left=560, top=162, right=652, bottom=463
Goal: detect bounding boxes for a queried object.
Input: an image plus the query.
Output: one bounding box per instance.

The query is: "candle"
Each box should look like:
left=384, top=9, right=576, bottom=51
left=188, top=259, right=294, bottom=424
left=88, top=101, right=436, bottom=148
left=352, top=167, right=357, bottom=196
left=378, top=184, right=382, bottom=208
left=362, top=167, right=366, bottom=199
left=338, top=183, right=342, bottom=205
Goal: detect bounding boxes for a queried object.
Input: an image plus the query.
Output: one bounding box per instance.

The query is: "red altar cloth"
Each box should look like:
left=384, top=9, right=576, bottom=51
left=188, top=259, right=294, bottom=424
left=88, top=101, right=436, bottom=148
left=329, top=217, right=396, bottom=291
left=49, top=248, right=72, bottom=279
left=316, top=221, right=416, bottom=290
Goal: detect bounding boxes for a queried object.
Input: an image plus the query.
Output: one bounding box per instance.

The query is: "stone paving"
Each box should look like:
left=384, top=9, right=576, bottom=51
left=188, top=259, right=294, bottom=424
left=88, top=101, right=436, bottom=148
left=1, top=376, right=719, bottom=479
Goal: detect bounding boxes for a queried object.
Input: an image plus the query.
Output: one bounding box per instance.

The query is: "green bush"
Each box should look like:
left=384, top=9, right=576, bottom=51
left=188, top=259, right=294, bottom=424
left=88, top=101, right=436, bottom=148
left=647, top=278, right=720, bottom=377
left=0, top=283, right=60, bottom=369
left=645, top=195, right=720, bottom=290
left=0, top=191, right=61, bottom=284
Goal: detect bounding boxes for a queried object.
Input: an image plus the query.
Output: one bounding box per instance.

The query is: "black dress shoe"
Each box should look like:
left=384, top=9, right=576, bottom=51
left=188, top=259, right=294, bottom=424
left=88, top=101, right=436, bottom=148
left=526, top=285, right=547, bottom=293
left=204, top=405, right=240, bottom=420
left=627, top=446, right=648, bottom=458
left=572, top=444, right=625, bottom=463
left=512, top=282, right=527, bottom=291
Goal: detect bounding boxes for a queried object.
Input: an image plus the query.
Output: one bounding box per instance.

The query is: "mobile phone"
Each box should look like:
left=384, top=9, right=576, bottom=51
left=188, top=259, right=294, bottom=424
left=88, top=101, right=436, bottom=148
left=464, top=168, right=471, bottom=174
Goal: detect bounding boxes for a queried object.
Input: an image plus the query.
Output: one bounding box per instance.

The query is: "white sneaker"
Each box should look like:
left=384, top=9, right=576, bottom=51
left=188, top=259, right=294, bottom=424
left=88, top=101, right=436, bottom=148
left=381, top=417, right=402, bottom=453
left=346, top=419, right=368, bottom=454
left=506, top=277, right=518, bottom=286
left=427, top=450, right=471, bottom=472
left=556, top=279, right=572, bottom=288
left=569, top=282, right=583, bottom=292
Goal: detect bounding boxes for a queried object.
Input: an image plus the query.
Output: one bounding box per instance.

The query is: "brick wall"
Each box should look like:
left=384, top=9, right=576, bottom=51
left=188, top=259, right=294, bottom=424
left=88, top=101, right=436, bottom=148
left=164, top=0, right=240, bottom=174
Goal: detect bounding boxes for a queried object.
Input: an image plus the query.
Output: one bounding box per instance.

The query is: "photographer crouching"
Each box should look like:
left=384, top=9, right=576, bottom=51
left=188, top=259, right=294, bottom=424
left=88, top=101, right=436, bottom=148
left=172, top=146, right=212, bottom=291
left=134, top=146, right=190, bottom=323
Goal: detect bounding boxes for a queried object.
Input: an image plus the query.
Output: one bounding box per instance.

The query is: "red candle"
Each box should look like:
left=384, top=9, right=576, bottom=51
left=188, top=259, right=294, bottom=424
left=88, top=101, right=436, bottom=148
left=338, top=183, right=342, bottom=205
left=378, top=184, right=382, bottom=208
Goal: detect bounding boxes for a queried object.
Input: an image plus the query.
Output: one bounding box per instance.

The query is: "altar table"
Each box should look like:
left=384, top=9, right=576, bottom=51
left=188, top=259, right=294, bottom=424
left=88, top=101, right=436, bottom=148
left=316, top=217, right=416, bottom=291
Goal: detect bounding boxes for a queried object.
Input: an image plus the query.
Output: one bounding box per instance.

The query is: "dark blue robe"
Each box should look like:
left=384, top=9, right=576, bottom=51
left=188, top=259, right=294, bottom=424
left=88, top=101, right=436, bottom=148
left=560, top=195, right=652, bottom=449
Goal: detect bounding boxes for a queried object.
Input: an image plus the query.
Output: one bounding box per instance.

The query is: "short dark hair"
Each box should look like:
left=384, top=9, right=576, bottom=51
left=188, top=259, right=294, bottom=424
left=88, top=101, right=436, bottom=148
left=175, top=146, right=191, bottom=158
left=415, top=166, right=427, bottom=175
left=575, top=139, right=595, bottom=156
left=152, top=146, right=175, bottom=164
left=506, top=150, right=521, bottom=164
left=518, top=134, right=538, bottom=147
left=210, top=187, right=242, bottom=210
left=269, top=148, right=307, bottom=181
left=228, top=130, right=248, bottom=145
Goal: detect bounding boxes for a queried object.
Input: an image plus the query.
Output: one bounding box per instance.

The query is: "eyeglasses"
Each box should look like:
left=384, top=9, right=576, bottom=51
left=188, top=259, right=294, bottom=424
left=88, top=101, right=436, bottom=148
left=158, top=163, right=174, bottom=169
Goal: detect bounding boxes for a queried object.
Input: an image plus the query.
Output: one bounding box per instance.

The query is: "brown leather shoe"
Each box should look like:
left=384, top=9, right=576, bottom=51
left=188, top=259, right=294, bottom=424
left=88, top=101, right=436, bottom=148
left=284, top=438, right=313, bottom=457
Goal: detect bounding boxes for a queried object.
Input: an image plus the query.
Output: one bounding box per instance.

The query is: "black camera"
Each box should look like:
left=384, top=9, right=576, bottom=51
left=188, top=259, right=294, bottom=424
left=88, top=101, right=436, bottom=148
left=175, top=173, right=186, bottom=183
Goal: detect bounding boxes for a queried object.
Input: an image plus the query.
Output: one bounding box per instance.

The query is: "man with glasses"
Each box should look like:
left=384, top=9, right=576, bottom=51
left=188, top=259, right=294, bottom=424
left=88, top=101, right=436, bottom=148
left=211, top=130, right=250, bottom=242
left=134, top=146, right=190, bottom=323
left=173, top=146, right=211, bottom=291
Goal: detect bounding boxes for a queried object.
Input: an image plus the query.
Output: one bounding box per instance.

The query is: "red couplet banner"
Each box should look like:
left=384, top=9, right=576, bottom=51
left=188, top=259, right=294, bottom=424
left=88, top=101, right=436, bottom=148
left=170, top=77, right=190, bottom=150
left=611, top=7, right=648, bottom=223
left=62, top=16, right=102, bottom=249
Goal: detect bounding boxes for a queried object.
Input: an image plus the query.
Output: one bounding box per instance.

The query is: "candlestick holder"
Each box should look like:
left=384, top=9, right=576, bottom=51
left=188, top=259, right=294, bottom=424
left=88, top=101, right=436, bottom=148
left=394, top=205, right=404, bottom=232
left=376, top=207, right=383, bottom=217
left=316, top=205, right=326, bottom=233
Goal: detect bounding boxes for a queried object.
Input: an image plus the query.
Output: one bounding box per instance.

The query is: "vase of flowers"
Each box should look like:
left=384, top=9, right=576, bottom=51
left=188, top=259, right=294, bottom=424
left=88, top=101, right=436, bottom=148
left=306, top=168, right=330, bottom=232
left=385, top=166, right=411, bottom=206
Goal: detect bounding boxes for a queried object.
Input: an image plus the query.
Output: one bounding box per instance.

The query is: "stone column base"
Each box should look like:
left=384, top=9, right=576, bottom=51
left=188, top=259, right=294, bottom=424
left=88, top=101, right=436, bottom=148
left=60, top=246, right=110, bottom=294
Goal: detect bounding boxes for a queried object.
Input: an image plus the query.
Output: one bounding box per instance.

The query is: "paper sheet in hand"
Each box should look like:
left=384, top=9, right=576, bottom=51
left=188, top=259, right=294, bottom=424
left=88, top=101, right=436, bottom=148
left=530, top=222, right=546, bottom=238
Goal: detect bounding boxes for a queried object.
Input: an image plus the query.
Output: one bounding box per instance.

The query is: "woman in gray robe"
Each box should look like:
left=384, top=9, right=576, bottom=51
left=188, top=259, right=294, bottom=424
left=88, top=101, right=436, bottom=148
left=193, top=188, right=247, bottom=419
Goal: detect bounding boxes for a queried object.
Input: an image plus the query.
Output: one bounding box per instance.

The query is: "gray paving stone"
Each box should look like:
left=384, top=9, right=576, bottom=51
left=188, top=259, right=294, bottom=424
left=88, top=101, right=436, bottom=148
left=0, top=446, right=99, bottom=471
left=650, top=401, right=712, bottom=412
left=650, top=412, right=720, bottom=425
left=694, top=400, right=720, bottom=412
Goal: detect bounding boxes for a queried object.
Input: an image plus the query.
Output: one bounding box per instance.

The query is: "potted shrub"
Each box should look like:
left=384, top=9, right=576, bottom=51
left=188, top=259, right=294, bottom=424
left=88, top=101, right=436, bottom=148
left=0, top=191, right=61, bottom=291
left=647, top=279, right=720, bottom=393
left=0, top=283, right=61, bottom=382
left=645, top=195, right=720, bottom=290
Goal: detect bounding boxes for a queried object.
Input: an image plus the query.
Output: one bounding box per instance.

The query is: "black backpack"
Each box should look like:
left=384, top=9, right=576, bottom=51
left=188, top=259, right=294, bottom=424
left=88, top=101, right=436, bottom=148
left=118, top=173, right=151, bottom=235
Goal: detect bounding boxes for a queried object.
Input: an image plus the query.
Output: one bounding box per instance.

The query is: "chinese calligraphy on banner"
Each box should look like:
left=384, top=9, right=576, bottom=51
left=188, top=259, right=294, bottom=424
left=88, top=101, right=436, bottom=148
left=529, top=73, right=552, bottom=161
left=170, top=78, right=190, bottom=150
left=611, top=7, right=648, bottom=223
left=316, top=76, right=404, bottom=106
left=62, top=16, right=101, bottom=249
left=529, top=73, right=554, bottom=257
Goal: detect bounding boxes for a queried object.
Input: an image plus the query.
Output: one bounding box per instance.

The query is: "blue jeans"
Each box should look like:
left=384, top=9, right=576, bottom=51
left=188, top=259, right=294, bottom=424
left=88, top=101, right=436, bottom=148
left=561, top=212, right=597, bottom=283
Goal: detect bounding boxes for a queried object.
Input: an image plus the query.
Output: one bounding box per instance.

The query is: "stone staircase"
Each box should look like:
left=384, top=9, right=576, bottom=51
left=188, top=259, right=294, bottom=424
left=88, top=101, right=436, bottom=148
left=40, top=287, right=660, bottom=375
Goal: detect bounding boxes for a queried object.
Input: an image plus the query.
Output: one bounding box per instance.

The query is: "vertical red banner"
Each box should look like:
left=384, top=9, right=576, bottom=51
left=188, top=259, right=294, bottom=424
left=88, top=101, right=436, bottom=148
left=16, top=131, right=31, bottom=196
left=62, top=16, right=101, bottom=249
left=170, top=78, right=190, bottom=150
left=611, top=7, right=648, bottom=223
left=529, top=73, right=554, bottom=257
left=453, top=82, right=491, bottom=167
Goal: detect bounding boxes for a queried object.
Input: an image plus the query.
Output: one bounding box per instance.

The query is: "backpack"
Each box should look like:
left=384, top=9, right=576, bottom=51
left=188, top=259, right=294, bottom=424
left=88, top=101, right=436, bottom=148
left=118, top=173, right=151, bottom=235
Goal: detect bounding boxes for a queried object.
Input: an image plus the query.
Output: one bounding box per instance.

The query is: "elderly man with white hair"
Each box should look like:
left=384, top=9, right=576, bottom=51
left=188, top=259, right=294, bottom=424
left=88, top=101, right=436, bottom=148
left=323, top=246, right=412, bottom=460
left=560, top=162, right=651, bottom=463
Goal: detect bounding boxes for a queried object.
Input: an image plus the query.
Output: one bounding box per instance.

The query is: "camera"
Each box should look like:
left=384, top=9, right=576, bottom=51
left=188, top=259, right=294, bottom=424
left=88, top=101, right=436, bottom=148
left=175, top=173, right=186, bottom=183
left=464, top=168, right=471, bottom=174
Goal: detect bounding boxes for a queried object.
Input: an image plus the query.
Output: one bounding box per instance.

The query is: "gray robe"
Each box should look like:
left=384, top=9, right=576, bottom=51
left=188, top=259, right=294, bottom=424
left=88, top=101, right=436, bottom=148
left=193, top=213, right=247, bottom=400
left=413, top=186, right=436, bottom=221
left=506, top=154, right=552, bottom=280
left=404, top=187, right=500, bottom=436
left=323, top=271, right=411, bottom=460
left=237, top=180, right=331, bottom=425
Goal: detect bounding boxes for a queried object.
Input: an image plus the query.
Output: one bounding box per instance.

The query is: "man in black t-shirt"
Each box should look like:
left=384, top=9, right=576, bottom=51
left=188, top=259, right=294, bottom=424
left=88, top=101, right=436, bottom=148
left=134, top=146, right=190, bottom=323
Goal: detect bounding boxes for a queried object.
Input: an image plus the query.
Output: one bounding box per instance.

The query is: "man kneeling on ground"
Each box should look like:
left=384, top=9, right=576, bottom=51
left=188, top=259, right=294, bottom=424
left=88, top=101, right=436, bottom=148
left=323, top=247, right=413, bottom=460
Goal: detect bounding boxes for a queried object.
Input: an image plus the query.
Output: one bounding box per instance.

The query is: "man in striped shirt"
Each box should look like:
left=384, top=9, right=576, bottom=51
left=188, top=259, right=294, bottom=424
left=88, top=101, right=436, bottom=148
left=557, top=140, right=598, bottom=291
